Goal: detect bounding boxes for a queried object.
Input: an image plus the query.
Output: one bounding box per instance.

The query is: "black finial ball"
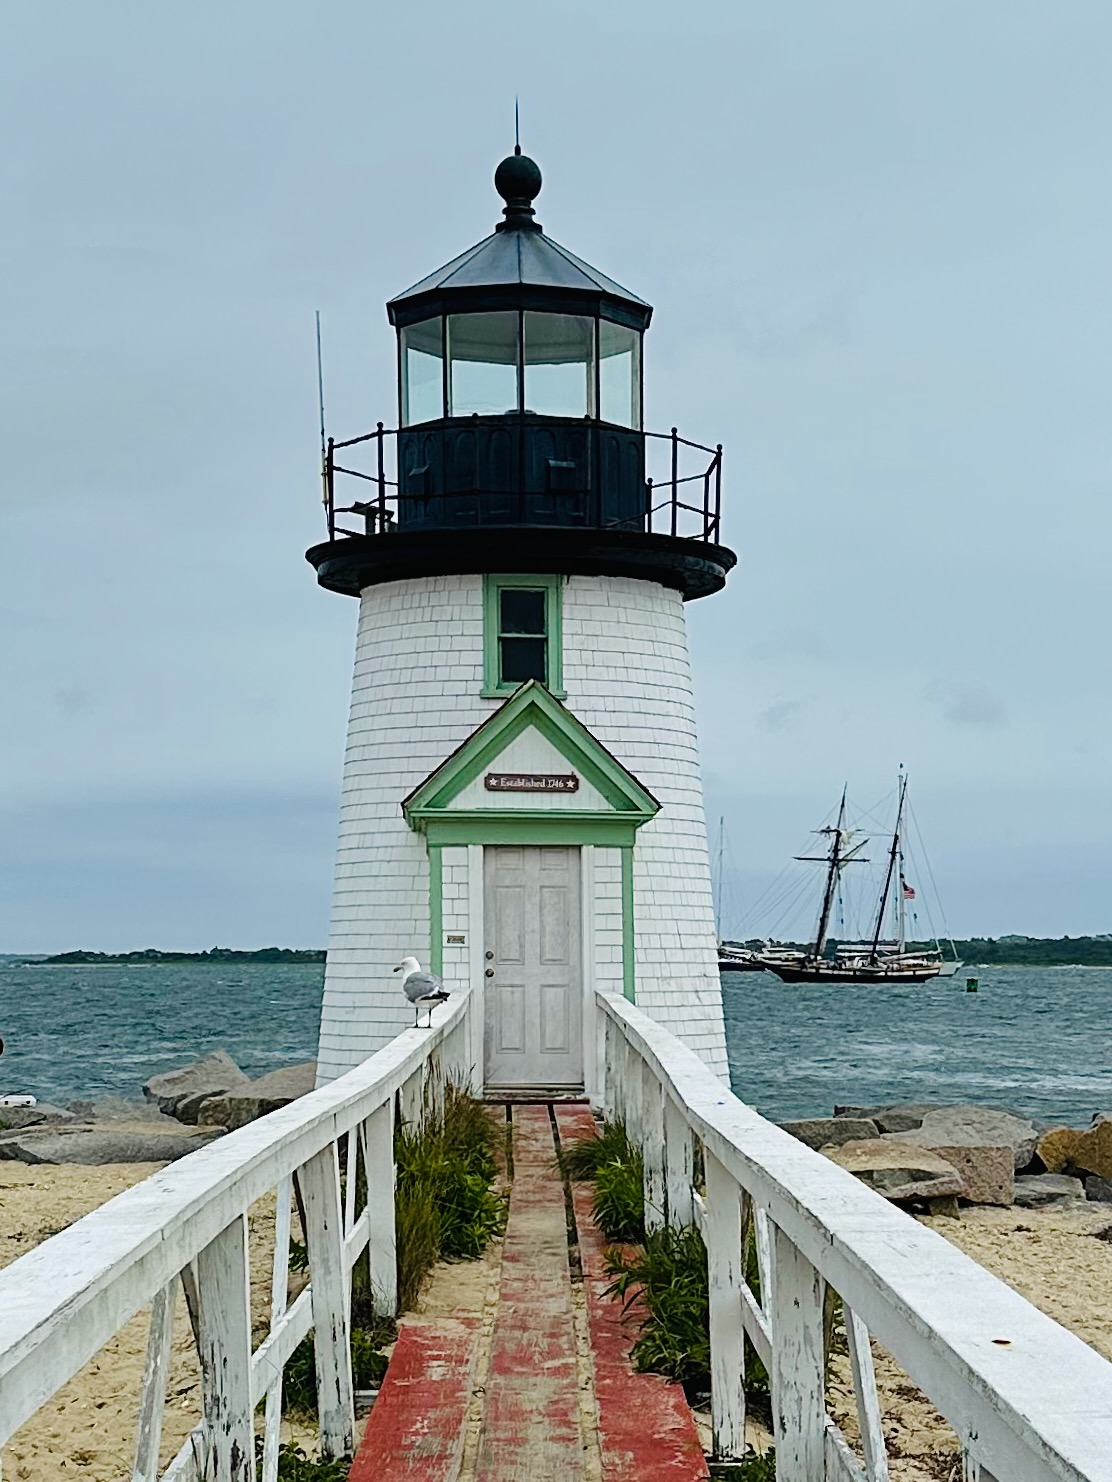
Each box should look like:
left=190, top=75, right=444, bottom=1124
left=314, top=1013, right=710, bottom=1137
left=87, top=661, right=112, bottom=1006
left=495, top=151, right=542, bottom=206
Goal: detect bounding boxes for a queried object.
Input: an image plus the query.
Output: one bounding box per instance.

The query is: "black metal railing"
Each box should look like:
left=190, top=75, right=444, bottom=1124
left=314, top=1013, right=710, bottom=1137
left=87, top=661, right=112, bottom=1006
left=321, top=417, right=722, bottom=545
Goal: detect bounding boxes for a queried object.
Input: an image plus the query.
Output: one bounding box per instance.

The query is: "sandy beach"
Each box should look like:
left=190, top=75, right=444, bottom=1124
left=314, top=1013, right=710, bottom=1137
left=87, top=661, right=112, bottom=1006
left=2, top=1158, right=1111, bottom=1479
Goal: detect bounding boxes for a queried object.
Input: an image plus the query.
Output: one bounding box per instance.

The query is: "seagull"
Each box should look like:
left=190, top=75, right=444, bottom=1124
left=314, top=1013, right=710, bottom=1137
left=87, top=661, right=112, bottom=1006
left=394, top=956, right=450, bottom=1028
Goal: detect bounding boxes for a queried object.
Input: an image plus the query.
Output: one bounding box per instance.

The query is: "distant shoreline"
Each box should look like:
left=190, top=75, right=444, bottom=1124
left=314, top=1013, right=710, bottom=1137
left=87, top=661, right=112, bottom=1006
left=14, top=948, right=326, bottom=966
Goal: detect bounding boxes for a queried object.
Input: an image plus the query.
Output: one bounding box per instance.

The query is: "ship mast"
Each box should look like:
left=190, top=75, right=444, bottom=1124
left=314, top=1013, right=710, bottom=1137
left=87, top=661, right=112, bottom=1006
left=870, top=770, right=907, bottom=963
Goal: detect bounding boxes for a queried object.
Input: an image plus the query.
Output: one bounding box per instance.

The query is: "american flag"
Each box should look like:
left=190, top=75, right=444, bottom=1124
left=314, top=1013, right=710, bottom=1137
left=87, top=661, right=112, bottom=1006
left=901, top=880, right=916, bottom=900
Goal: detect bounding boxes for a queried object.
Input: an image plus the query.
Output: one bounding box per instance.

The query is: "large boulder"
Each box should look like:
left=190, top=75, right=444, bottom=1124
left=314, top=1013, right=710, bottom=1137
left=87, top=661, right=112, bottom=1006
left=197, top=1062, right=317, bottom=1131
left=0, top=1123, right=223, bottom=1165
left=1037, top=1121, right=1112, bottom=1182
left=1086, top=1176, right=1112, bottom=1204
left=1013, top=1173, right=1086, bottom=1208
left=143, top=1050, right=249, bottom=1122
left=824, top=1138, right=964, bottom=1203
left=887, top=1107, right=1031, bottom=1205
left=833, top=1102, right=943, bottom=1133
left=781, top=1117, right=880, bottom=1151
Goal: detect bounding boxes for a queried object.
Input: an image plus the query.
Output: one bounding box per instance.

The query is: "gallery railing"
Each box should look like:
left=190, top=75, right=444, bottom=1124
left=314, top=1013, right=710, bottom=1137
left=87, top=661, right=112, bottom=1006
left=320, top=417, right=723, bottom=545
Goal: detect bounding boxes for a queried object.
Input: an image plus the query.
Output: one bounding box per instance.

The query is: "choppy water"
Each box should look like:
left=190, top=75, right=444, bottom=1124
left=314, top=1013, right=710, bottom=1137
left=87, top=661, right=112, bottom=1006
left=1, top=961, right=1109, bottom=1126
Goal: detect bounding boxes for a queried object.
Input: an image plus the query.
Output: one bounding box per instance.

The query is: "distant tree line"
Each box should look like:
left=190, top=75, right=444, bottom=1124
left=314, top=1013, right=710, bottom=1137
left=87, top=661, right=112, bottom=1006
left=36, top=947, right=326, bottom=965
left=728, top=936, right=1112, bottom=966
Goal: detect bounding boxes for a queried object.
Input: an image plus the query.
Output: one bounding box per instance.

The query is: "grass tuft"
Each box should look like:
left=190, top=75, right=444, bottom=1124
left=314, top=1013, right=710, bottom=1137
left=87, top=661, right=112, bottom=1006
left=253, top=1440, right=350, bottom=1480
left=395, top=1080, right=506, bottom=1311
left=558, top=1120, right=645, bottom=1243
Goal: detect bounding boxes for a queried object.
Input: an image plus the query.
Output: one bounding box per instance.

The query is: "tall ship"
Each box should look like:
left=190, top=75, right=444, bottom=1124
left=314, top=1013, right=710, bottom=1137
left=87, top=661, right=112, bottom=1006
left=722, top=773, right=960, bottom=984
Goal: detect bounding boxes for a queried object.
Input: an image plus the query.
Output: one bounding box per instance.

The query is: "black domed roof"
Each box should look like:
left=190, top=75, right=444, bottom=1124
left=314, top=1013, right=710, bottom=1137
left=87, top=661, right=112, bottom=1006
left=387, top=154, right=651, bottom=332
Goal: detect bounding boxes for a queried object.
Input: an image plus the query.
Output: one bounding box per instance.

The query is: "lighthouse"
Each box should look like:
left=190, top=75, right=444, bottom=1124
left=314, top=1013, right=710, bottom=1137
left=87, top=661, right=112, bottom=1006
left=309, top=149, right=736, bottom=1094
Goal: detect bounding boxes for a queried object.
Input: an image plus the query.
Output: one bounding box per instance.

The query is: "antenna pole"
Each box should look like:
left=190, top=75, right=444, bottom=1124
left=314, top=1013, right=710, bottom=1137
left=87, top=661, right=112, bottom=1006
left=315, top=311, right=328, bottom=510
left=514, top=97, right=521, bottom=154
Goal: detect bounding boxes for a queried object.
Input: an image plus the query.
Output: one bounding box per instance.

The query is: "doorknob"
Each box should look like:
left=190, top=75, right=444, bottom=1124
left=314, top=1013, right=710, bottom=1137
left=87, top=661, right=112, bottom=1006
left=485, top=967, right=495, bottom=978
left=485, top=950, right=494, bottom=960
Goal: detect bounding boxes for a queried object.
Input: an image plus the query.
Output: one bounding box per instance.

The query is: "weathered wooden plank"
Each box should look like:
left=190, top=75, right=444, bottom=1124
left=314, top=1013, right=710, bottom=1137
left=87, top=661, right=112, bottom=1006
left=705, top=1151, right=746, bottom=1460
left=597, top=992, right=1112, bottom=1481
left=845, top=1304, right=889, bottom=1482
left=0, top=990, right=471, bottom=1448
left=192, top=1215, right=255, bottom=1482
left=363, top=1099, right=397, bottom=1318
left=826, top=1419, right=870, bottom=1482
left=663, top=1094, right=694, bottom=1228
left=132, top=1276, right=176, bottom=1482
left=770, top=1221, right=825, bottom=1482
left=298, top=1144, right=354, bottom=1460
left=641, top=1059, right=667, bottom=1234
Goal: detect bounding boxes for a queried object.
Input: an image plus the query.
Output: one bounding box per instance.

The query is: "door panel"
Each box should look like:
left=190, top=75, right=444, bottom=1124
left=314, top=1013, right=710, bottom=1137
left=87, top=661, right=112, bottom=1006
left=484, top=846, right=583, bottom=1089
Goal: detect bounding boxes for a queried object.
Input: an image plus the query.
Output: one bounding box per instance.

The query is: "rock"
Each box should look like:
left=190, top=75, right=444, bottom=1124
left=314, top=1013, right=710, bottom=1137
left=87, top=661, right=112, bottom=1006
left=891, top=1106, right=1037, bottom=1171
left=142, top=1050, right=249, bottom=1122
left=1013, top=1173, right=1086, bottom=1208
left=887, top=1109, right=1027, bottom=1205
left=1037, top=1120, right=1112, bottom=1182
left=824, top=1139, right=964, bottom=1203
left=1086, top=1176, right=1112, bottom=1203
left=0, top=1102, right=78, bottom=1129
left=197, top=1062, right=317, bottom=1131
left=780, top=1117, right=880, bottom=1151
left=832, top=1102, right=942, bottom=1133
left=0, top=1124, right=223, bottom=1165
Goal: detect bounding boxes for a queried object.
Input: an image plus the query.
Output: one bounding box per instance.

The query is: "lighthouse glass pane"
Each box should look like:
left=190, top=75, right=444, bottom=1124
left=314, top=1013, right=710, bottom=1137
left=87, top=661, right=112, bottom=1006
left=400, top=318, right=444, bottom=425
left=448, top=311, right=520, bottom=416
left=523, top=313, right=594, bottom=418
left=599, top=320, right=640, bottom=428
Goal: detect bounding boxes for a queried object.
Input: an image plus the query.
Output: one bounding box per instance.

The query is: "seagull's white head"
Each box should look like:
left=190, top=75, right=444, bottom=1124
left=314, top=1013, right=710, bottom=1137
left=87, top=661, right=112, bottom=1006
left=393, top=956, right=421, bottom=977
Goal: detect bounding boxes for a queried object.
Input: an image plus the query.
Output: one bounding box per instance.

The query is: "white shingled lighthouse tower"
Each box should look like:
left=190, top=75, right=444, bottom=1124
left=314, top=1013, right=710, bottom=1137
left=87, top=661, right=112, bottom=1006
left=308, top=149, right=736, bottom=1093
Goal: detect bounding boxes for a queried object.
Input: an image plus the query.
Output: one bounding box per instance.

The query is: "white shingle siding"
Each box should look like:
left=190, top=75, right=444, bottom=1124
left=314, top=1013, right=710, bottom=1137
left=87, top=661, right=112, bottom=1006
left=316, top=572, right=727, bottom=1084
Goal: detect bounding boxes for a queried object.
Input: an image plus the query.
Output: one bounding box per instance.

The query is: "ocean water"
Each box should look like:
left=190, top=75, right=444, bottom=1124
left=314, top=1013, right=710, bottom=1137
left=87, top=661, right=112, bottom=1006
left=1, top=961, right=1110, bottom=1126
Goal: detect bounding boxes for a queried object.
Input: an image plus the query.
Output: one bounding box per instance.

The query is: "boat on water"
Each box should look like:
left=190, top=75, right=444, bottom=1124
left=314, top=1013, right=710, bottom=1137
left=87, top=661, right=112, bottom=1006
left=728, top=773, right=960, bottom=985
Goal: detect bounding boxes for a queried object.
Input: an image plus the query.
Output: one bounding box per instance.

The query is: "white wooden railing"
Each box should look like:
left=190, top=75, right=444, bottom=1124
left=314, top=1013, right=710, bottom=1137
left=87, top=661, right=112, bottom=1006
left=598, top=990, right=1112, bottom=1482
left=0, top=989, right=476, bottom=1482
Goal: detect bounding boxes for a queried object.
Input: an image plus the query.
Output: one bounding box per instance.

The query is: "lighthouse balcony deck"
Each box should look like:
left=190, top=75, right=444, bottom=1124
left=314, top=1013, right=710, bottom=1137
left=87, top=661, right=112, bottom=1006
left=307, top=417, right=736, bottom=599
left=3, top=989, right=1111, bottom=1481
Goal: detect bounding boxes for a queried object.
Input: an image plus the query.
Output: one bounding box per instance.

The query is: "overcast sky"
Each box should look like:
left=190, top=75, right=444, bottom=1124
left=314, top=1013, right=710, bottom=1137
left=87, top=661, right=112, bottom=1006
left=2, top=2, right=1110, bottom=950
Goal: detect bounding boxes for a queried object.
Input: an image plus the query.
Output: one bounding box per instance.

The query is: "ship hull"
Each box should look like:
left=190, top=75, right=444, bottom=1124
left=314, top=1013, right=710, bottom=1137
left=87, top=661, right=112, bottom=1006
left=763, top=960, right=942, bottom=985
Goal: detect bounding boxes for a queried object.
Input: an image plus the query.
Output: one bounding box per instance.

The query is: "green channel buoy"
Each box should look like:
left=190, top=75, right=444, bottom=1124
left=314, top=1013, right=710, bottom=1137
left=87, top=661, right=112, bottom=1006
left=966, top=977, right=979, bottom=993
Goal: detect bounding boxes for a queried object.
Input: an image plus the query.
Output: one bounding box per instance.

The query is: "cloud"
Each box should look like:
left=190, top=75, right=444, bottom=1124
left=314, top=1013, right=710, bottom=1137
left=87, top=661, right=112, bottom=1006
left=758, top=699, right=808, bottom=731
left=924, top=679, right=1007, bottom=728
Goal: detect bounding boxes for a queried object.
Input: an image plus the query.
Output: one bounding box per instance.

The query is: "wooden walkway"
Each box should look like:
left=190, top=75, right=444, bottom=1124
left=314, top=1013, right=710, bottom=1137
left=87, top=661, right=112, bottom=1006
left=351, top=1103, right=708, bottom=1482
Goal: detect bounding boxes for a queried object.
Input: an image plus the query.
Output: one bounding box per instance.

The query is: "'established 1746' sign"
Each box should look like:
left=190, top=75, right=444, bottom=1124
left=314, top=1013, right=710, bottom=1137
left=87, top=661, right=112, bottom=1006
left=485, top=772, right=579, bottom=793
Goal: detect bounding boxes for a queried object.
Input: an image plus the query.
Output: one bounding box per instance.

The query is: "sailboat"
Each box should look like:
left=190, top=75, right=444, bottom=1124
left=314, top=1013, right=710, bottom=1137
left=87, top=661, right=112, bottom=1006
left=747, top=774, right=959, bottom=985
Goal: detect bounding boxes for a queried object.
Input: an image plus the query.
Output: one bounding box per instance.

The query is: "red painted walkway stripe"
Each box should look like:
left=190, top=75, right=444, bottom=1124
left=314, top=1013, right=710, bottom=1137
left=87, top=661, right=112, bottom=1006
left=554, top=1105, right=710, bottom=1482
left=348, top=1317, right=478, bottom=1482
left=475, top=1104, right=585, bottom=1482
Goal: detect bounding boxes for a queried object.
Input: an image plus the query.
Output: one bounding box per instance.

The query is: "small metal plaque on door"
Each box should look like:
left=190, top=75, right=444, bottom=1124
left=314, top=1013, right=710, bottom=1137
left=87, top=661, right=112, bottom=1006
left=484, top=772, right=579, bottom=793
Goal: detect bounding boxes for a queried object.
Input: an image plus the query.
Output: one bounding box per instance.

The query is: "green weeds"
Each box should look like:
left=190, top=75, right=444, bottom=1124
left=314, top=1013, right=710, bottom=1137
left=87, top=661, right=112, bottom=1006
left=559, top=1118, right=645, bottom=1243
left=394, top=1080, right=507, bottom=1310
left=253, top=1440, right=350, bottom=1481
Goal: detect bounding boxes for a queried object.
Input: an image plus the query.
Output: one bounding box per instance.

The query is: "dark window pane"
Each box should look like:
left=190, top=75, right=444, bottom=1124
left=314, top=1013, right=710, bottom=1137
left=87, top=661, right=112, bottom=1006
left=500, top=636, right=546, bottom=683
left=500, top=588, right=546, bottom=635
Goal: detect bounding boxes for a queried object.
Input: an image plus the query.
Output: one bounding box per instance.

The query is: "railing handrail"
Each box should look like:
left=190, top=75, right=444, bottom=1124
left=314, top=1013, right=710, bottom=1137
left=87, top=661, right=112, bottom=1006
left=0, top=990, right=472, bottom=1448
left=597, top=989, right=1112, bottom=1481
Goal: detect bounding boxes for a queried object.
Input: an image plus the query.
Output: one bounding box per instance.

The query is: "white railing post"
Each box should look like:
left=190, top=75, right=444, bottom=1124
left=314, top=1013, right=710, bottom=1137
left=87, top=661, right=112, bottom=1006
left=399, top=1067, right=422, bottom=1131
left=770, top=1222, right=826, bottom=1482
left=603, top=1016, right=623, bottom=1125
left=845, top=1304, right=889, bottom=1482
left=191, top=1216, right=255, bottom=1482
left=261, top=1178, right=292, bottom=1482
left=298, top=1144, right=355, bottom=1460
left=622, top=1038, right=644, bottom=1143
left=641, top=1059, right=666, bottom=1233
left=705, top=1151, right=746, bottom=1459
left=363, top=1099, right=398, bottom=1318
left=663, top=1095, right=694, bottom=1227
left=132, top=1276, right=176, bottom=1482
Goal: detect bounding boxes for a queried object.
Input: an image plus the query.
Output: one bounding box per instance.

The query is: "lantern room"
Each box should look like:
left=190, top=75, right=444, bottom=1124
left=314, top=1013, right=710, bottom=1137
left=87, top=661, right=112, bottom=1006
left=307, top=150, right=734, bottom=601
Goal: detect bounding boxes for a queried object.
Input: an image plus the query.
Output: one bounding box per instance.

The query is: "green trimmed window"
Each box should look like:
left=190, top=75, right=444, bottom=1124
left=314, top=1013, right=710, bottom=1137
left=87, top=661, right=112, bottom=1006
left=482, top=574, right=563, bottom=697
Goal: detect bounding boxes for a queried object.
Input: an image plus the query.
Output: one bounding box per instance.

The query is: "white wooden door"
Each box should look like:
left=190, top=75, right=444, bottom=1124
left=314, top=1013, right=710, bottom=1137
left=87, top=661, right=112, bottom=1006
left=483, top=846, right=583, bottom=1090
